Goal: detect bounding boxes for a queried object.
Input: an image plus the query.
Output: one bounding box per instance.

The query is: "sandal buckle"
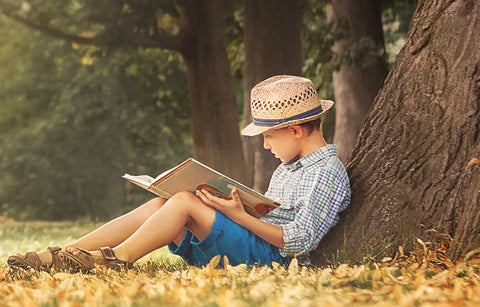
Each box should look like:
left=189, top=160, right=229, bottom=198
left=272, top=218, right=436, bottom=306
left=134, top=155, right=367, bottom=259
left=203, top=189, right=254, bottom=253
left=99, top=247, right=117, bottom=260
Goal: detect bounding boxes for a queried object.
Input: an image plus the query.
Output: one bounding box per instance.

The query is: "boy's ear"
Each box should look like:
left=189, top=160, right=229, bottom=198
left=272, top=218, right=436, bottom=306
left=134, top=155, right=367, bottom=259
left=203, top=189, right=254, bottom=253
left=288, top=125, right=304, bottom=138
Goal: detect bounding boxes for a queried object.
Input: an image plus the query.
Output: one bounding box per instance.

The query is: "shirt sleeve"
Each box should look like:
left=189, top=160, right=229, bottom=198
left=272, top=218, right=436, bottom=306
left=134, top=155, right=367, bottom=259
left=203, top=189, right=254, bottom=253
left=280, top=167, right=349, bottom=257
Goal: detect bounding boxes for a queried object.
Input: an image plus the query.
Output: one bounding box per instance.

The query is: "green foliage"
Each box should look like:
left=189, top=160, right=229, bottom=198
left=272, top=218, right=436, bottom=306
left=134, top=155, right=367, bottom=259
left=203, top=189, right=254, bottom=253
left=224, top=1, right=245, bottom=117
left=347, top=275, right=374, bottom=290
left=0, top=13, right=192, bottom=220
left=425, top=269, right=437, bottom=279
left=302, top=0, right=335, bottom=100
left=0, top=0, right=418, bottom=221
left=382, top=0, right=417, bottom=66
left=392, top=268, right=402, bottom=277
left=302, top=0, right=417, bottom=89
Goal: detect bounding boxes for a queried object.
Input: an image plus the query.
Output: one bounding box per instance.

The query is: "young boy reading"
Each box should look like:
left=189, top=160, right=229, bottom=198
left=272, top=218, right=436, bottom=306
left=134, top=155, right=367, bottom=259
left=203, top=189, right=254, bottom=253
left=8, top=75, right=351, bottom=271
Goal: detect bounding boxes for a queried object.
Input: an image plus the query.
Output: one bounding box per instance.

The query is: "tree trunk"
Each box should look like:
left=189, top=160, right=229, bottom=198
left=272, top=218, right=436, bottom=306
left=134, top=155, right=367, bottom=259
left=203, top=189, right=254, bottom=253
left=180, top=0, right=247, bottom=180
left=328, top=0, right=388, bottom=163
left=243, top=0, right=302, bottom=191
left=314, top=0, right=480, bottom=265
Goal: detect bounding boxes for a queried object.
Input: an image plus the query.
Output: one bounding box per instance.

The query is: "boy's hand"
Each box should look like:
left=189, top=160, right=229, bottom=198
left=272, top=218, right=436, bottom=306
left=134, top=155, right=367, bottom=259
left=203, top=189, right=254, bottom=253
left=197, top=188, right=246, bottom=220
left=198, top=187, right=285, bottom=249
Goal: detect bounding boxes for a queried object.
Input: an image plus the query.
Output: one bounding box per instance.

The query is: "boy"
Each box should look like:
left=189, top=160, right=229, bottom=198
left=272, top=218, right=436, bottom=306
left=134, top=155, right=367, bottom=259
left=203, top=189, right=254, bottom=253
left=8, top=75, right=350, bottom=270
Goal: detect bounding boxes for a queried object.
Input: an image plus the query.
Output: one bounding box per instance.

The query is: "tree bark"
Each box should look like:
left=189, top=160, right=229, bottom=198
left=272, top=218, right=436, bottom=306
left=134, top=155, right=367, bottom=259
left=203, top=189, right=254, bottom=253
left=328, top=0, right=388, bottom=163
left=314, top=0, right=480, bottom=265
left=180, top=0, right=247, bottom=180
left=243, top=0, right=302, bottom=191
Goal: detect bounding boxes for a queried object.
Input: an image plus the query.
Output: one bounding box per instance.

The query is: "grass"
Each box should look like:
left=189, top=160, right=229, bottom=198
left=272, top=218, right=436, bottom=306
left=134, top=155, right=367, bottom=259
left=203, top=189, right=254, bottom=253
left=1, top=220, right=480, bottom=306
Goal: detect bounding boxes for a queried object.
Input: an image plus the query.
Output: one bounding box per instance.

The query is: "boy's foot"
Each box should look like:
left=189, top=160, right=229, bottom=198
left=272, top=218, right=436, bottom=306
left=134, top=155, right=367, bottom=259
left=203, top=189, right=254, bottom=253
left=58, top=247, right=133, bottom=272
left=7, top=246, right=64, bottom=271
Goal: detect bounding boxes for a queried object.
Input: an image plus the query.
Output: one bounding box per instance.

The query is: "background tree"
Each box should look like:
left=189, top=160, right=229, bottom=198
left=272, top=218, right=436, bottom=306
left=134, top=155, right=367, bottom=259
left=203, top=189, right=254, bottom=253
left=242, top=0, right=302, bottom=191
left=0, top=0, right=246, bottom=179
left=327, top=0, right=389, bottom=162
left=302, top=1, right=337, bottom=143
left=314, top=0, right=480, bottom=264
left=180, top=0, right=247, bottom=180
left=0, top=0, right=248, bottom=220
left=0, top=0, right=417, bottom=221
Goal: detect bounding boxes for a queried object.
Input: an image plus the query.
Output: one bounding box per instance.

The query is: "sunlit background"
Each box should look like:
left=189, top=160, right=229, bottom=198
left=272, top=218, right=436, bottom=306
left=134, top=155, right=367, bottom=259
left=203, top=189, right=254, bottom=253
left=0, top=1, right=415, bottom=221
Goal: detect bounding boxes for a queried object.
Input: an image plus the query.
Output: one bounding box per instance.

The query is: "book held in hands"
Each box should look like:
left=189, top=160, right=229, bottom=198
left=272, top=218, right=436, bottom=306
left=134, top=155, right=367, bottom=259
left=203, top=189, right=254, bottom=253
left=122, top=158, right=279, bottom=218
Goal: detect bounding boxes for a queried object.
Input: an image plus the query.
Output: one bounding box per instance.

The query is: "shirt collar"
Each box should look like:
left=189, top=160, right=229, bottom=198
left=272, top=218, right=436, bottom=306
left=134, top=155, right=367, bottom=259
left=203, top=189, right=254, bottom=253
left=284, top=144, right=338, bottom=171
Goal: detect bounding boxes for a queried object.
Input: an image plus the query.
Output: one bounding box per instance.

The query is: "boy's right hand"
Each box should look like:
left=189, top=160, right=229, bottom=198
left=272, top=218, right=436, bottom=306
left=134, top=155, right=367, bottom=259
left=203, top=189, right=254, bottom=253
left=196, top=188, right=247, bottom=222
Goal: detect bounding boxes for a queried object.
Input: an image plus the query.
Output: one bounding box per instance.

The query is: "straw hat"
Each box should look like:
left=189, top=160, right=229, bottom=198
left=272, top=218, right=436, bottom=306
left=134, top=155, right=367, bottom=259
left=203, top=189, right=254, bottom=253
left=241, top=75, right=333, bottom=136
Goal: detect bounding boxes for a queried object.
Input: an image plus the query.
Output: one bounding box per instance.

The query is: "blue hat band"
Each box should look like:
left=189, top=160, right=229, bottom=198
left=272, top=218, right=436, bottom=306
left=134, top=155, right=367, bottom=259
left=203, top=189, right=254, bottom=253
left=252, top=105, right=323, bottom=127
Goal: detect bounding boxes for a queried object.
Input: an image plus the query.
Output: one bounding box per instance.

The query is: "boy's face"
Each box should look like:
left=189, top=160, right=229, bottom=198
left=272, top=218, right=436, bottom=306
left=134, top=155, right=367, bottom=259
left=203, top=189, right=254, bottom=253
left=262, top=128, right=301, bottom=163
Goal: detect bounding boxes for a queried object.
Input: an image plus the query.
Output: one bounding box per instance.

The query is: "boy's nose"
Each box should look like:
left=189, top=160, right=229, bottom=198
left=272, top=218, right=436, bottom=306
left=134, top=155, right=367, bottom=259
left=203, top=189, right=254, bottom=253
left=263, top=138, right=270, bottom=150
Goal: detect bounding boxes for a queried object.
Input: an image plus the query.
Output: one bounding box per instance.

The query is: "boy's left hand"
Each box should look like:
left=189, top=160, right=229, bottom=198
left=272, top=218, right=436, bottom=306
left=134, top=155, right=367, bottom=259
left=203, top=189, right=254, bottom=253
left=197, top=188, right=246, bottom=220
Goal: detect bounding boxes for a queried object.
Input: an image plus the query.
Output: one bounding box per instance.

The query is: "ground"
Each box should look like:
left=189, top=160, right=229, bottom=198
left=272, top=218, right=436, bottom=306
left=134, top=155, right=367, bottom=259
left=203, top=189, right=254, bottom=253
left=1, top=220, right=480, bottom=306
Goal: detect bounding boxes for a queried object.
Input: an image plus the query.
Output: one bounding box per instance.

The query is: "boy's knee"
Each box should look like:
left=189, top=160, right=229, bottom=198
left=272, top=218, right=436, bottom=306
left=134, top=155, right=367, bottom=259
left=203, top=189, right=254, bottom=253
left=170, top=191, right=198, bottom=203
left=143, top=197, right=167, bottom=213
left=168, top=191, right=207, bottom=213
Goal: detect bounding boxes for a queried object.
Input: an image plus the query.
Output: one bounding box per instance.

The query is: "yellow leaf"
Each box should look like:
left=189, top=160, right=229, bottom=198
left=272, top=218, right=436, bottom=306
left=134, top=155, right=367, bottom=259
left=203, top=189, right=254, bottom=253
left=288, top=258, right=298, bottom=274
left=452, top=280, right=464, bottom=300
left=466, top=157, right=479, bottom=169
left=52, top=272, right=72, bottom=280
left=464, top=248, right=480, bottom=261
left=392, top=284, right=404, bottom=302
left=223, top=255, right=230, bottom=269
left=207, top=255, right=221, bottom=269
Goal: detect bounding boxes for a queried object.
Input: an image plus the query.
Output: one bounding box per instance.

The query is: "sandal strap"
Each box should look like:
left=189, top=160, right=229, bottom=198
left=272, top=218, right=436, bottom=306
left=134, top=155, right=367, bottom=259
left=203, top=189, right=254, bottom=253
left=8, top=251, right=44, bottom=271
left=48, top=246, right=61, bottom=253
left=98, top=247, right=117, bottom=261
left=23, top=252, right=43, bottom=268
left=47, top=246, right=63, bottom=269
left=98, top=247, right=133, bottom=269
left=8, top=248, right=62, bottom=271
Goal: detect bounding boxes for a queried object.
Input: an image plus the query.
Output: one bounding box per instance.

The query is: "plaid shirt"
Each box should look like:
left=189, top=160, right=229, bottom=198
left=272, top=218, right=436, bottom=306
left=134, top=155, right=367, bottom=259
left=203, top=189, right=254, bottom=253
left=261, top=145, right=351, bottom=265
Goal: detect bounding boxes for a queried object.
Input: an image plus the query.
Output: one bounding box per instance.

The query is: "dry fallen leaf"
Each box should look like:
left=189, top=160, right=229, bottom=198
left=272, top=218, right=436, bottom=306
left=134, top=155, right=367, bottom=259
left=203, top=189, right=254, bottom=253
left=464, top=248, right=480, bottom=261
left=288, top=257, right=299, bottom=274
left=466, top=157, right=479, bottom=170
left=381, top=257, right=393, bottom=263
left=2, top=222, right=480, bottom=307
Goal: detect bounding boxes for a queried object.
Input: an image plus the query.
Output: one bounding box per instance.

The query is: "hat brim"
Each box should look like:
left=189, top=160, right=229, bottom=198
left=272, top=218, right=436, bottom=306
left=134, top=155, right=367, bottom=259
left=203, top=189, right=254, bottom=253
left=241, top=100, right=334, bottom=136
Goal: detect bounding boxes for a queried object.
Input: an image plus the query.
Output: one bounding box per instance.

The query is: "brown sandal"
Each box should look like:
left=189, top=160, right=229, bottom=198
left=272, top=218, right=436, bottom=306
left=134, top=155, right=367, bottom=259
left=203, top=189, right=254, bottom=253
left=7, top=246, right=64, bottom=271
left=58, top=248, right=94, bottom=272
left=58, top=247, right=133, bottom=272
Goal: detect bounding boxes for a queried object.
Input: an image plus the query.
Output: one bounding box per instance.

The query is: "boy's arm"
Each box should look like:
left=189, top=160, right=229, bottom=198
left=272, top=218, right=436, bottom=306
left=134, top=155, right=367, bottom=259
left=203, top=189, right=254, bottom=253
left=277, top=168, right=350, bottom=256
left=197, top=188, right=285, bottom=249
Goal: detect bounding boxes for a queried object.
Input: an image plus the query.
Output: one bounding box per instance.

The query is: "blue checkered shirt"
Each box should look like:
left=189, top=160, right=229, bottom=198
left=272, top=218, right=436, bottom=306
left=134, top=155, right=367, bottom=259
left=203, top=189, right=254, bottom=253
left=261, top=145, right=351, bottom=265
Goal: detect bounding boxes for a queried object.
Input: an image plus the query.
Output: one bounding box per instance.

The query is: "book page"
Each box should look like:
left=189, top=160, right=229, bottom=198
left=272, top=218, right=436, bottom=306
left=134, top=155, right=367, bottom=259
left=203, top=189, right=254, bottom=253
left=152, top=166, right=177, bottom=182
left=122, top=174, right=155, bottom=186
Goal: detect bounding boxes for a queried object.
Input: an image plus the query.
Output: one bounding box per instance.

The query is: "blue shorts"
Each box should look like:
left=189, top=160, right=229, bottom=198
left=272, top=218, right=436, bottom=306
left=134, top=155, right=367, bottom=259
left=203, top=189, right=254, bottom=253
left=168, top=211, right=285, bottom=267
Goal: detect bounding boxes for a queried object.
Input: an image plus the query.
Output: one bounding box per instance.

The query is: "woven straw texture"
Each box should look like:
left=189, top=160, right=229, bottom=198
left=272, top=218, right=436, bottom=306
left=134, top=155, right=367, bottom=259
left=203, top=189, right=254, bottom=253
left=242, top=75, right=333, bottom=136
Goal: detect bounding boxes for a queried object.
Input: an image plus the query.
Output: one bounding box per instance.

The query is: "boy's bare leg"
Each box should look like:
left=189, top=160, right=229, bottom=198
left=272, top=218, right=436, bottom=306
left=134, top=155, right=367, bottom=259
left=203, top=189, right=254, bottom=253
left=87, top=191, right=216, bottom=263
left=19, top=197, right=174, bottom=266
left=66, top=197, right=172, bottom=250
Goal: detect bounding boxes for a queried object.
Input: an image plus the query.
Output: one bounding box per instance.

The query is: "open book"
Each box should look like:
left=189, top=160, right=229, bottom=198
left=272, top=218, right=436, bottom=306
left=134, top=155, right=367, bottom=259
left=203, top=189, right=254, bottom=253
left=122, top=158, right=279, bottom=218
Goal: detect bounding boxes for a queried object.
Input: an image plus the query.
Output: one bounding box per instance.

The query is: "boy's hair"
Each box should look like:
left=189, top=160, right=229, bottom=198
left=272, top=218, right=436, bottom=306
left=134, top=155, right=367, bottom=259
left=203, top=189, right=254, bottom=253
left=298, top=117, right=322, bottom=135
